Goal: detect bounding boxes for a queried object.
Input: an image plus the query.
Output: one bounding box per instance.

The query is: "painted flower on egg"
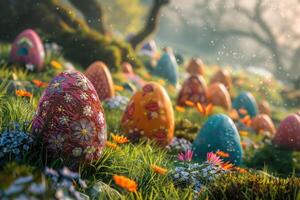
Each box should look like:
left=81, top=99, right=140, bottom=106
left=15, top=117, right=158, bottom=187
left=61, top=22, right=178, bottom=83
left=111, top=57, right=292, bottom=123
left=31, top=71, right=106, bottom=167
left=121, top=82, right=174, bottom=146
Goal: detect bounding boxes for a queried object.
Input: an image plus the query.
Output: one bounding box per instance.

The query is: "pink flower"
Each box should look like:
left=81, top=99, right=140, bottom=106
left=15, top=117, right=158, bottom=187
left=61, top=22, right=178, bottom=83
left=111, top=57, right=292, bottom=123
left=178, top=150, right=193, bottom=162
left=207, top=152, right=223, bottom=166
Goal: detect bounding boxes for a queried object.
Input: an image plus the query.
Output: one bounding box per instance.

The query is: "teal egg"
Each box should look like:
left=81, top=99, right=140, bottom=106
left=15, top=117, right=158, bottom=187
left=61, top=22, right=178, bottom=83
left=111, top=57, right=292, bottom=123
left=233, top=92, right=258, bottom=118
left=152, top=53, right=178, bottom=85
left=192, top=114, right=243, bottom=165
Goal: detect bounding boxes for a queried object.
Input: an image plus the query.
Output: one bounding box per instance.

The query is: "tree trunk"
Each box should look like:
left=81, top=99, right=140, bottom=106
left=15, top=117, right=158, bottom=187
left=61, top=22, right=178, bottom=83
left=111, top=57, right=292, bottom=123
left=0, top=0, right=142, bottom=71
left=69, top=0, right=107, bottom=34
left=129, top=0, right=170, bottom=49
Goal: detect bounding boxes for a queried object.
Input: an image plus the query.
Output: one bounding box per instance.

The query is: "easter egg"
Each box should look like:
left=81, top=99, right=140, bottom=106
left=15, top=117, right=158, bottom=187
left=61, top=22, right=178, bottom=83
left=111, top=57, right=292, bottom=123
left=31, top=71, right=107, bottom=167
left=258, top=100, right=271, bottom=115
left=121, top=82, right=174, bottom=146
left=273, top=114, right=300, bottom=150
left=210, top=69, right=232, bottom=90
left=121, top=62, right=134, bottom=74
left=85, top=61, right=115, bottom=101
left=192, top=114, right=243, bottom=165
left=9, top=29, right=45, bottom=71
left=186, top=58, right=205, bottom=75
left=251, top=114, right=276, bottom=135
left=233, top=92, right=258, bottom=118
left=207, top=83, right=231, bottom=110
left=177, top=75, right=208, bottom=106
left=153, top=52, right=178, bottom=86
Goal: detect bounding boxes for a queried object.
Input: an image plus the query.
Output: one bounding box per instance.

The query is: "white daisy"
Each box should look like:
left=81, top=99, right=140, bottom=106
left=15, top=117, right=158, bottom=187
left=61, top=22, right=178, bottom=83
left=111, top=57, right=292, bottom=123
left=83, top=105, right=92, bottom=116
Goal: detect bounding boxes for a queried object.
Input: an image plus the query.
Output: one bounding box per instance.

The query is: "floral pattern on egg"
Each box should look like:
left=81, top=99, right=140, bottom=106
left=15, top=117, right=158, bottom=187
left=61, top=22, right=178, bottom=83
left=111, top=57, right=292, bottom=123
left=31, top=71, right=106, bottom=167
left=121, top=82, right=174, bottom=146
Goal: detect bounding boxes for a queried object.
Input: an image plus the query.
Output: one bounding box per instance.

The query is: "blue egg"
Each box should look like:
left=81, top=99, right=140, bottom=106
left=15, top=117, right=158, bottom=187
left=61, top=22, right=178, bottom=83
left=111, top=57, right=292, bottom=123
left=233, top=92, right=258, bottom=118
left=192, top=114, right=243, bottom=165
left=152, top=52, right=178, bottom=85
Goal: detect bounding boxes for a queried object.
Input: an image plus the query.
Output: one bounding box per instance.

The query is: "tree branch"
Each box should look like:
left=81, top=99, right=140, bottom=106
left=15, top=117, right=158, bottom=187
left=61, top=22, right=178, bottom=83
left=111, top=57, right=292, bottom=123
left=129, top=0, right=170, bottom=49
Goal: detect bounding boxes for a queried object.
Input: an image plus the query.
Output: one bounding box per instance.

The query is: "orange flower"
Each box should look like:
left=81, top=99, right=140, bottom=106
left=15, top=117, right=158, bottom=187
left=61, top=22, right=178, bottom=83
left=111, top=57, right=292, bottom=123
left=157, top=79, right=165, bottom=85
left=229, top=109, right=239, bottom=120
left=15, top=89, right=32, bottom=98
left=239, top=131, right=249, bottom=137
left=196, top=102, right=214, bottom=116
left=216, top=150, right=230, bottom=158
left=111, top=134, right=129, bottom=144
left=221, top=162, right=234, bottom=170
left=175, top=106, right=185, bottom=113
left=151, top=165, right=168, bottom=175
left=240, top=141, right=247, bottom=149
left=114, top=85, right=124, bottom=92
left=32, top=79, right=47, bottom=88
left=238, top=108, right=248, bottom=115
left=105, top=141, right=118, bottom=149
left=113, top=175, right=137, bottom=192
left=235, top=167, right=247, bottom=173
left=50, top=60, right=62, bottom=69
left=240, top=115, right=252, bottom=127
left=185, top=100, right=195, bottom=107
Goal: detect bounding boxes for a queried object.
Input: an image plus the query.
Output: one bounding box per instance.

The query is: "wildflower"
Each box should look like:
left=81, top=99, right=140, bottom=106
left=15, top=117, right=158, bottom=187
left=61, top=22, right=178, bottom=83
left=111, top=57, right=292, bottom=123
left=235, top=167, right=247, bottom=174
left=240, top=115, right=252, bottom=127
left=157, top=79, right=165, bottom=85
left=166, top=137, right=192, bottom=152
left=221, top=162, right=234, bottom=170
left=50, top=60, right=62, bottom=69
left=32, top=79, right=47, bottom=87
left=105, top=141, right=118, bottom=149
left=111, top=134, right=129, bottom=144
left=238, top=108, right=248, bottom=115
left=83, top=105, right=92, bottom=116
left=206, top=152, right=222, bottom=166
left=239, top=131, right=249, bottom=137
left=196, top=102, right=213, bottom=116
left=178, top=150, right=193, bottom=162
left=114, top=85, right=124, bottom=92
left=185, top=100, right=195, bottom=107
left=71, top=119, right=95, bottom=142
left=175, top=106, right=185, bottom=113
left=113, top=175, right=137, bottom=192
left=15, top=89, right=32, bottom=98
left=216, top=150, right=229, bottom=158
left=151, top=165, right=168, bottom=175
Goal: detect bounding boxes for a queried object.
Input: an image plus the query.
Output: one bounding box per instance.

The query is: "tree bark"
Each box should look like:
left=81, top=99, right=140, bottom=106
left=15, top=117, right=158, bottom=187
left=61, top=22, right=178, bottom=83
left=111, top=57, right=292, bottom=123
left=69, top=0, right=107, bottom=34
left=129, top=0, right=170, bottom=49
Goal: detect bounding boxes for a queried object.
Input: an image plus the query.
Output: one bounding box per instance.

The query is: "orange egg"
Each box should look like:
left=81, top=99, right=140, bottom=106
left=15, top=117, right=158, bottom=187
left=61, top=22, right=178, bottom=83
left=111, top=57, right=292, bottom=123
left=251, top=114, right=276, bottom=135
left=210, top=69, right=232, bottom=90
left=177, top=75, right=208, bottom=106
left=207, top=83, right=231, bottom=110
left=258, top=100, right=271, bottom=115
left=186, top=58, right=205, bottom=75
left=121, top=82, right=174, bottom=146
left=121, top=62, right=134, bottom=74
left=85, top=61, right=115, bottom=101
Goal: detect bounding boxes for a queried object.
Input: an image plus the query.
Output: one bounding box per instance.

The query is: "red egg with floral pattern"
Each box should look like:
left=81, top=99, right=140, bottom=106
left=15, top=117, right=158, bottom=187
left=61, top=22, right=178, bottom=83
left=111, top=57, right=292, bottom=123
left=85, top=61, right=115, bottom=101
left=121, top=82, right=174, bottom=146
left=31, top=71, right=107, bottom=167
left=177, top=75, right=208, bottom=106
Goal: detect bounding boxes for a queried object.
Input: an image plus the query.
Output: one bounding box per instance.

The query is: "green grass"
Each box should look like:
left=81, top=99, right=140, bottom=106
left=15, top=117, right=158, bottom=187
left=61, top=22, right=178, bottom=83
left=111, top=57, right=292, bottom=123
left=0, top=42, right=300, bottom=199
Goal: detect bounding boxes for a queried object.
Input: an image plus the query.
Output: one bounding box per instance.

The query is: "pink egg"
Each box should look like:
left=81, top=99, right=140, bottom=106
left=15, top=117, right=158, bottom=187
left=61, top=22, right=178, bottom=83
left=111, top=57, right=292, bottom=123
left=32, top=71, right=107, bottom=167
left=273, top=114, right=300, bottom=150
left=9, top=29, right=45, bottom=71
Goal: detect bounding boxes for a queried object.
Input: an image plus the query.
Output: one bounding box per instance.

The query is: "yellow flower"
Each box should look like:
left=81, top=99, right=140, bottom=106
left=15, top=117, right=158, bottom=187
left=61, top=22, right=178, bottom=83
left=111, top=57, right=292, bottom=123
left=151, top=164, right=168, bottom=175
left=239, top=131, right=249, bottom=137
left=175, top=106, right=185, bottom=113
left=50, top=60, right=62, bottom=69
left=105, top=141, right=118, bottom=149
left=15, top=89, right=32, bottom=98
left=111, top=134, right=129, bottom=144
left=113, top=175, right=137, bottom=192
left=114, top=85, right=124, bottom=92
